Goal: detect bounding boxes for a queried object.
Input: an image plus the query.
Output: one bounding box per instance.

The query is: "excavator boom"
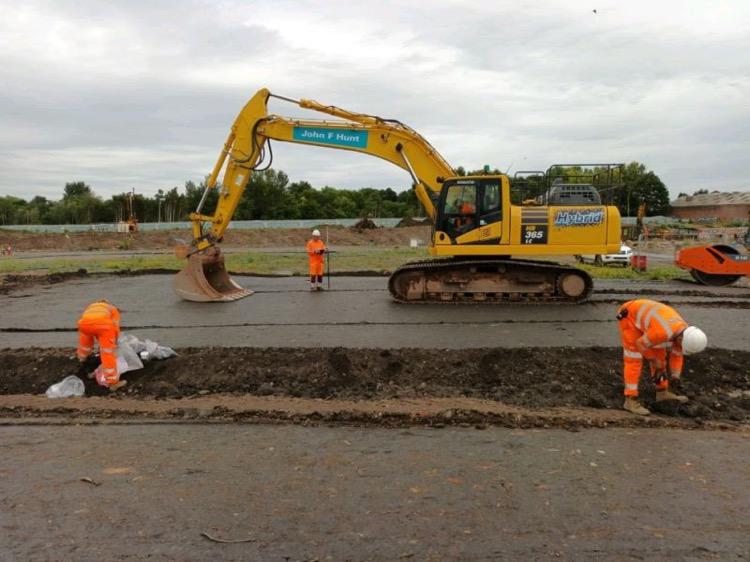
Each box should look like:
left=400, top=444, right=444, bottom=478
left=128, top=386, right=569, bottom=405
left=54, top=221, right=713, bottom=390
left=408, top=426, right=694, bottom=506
left=175, top=88, right=456, bottom=302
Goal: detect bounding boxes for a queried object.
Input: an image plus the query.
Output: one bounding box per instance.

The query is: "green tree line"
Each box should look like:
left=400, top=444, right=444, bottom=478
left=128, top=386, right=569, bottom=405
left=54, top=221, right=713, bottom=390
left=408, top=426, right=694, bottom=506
left=0, top=162, right=669, bottom=225
left=0, top=171, right=421, bottom=225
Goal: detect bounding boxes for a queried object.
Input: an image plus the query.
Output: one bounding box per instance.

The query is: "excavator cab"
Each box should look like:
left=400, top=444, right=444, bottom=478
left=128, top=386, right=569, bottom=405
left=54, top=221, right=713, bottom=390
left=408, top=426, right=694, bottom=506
left=435, top=177, right=503, bottom=243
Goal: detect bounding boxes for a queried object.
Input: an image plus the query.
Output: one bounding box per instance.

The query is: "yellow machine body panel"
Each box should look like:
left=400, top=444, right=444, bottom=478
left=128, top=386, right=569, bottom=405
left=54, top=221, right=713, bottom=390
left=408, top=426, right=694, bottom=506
left=429, top=175, right=621, bottom=257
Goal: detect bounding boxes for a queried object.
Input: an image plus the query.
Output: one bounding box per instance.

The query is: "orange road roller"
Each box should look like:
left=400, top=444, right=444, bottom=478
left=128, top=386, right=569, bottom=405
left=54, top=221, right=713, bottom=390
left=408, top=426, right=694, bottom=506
left=675, top=244, right=750, bottom=286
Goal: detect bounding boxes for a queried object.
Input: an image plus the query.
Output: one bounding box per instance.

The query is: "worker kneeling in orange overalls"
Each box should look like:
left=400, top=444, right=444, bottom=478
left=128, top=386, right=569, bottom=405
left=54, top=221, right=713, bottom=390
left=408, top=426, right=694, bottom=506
left=306, top=229, right=327, bottom=291
left=617, top=299, right=707, bottom=415
left=77, top=300, right=125, bottom=390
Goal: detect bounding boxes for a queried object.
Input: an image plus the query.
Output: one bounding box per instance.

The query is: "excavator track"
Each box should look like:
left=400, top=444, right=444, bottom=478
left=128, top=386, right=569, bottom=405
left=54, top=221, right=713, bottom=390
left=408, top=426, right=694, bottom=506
left=388, top=258, right=593, bottom=304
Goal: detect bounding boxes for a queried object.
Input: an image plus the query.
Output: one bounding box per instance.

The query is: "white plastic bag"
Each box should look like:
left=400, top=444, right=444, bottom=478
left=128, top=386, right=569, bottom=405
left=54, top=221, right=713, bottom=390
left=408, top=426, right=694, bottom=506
left=119, top=333, right=176, bottom=361
left=46, top=375, right=85, bottom=399
left=116, top=339, right=143, bottom=374
left=119, top=334, right=144, bottom=353
left=149, top=340, right=177, bottom=360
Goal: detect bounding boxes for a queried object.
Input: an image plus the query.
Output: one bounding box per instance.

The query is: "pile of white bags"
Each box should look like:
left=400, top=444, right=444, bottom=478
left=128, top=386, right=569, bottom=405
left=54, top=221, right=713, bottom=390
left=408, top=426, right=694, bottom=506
left=116, top=333, right=178, bottom=374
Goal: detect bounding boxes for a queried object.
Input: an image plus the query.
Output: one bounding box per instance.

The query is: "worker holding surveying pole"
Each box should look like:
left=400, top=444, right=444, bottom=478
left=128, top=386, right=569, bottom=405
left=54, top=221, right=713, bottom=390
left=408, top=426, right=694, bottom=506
left=306, top=229, right=328, bottom=291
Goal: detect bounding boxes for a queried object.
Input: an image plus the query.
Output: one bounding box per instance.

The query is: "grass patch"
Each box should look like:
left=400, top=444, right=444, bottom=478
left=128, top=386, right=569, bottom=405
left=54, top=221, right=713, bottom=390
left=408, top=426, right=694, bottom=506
left=577, top=263, right=688, bottom=281
left=1, top=249, right=687, bottom=281
left=0, top=255, right=184, bottom=275
left=224, top=249, right=429, bottom=275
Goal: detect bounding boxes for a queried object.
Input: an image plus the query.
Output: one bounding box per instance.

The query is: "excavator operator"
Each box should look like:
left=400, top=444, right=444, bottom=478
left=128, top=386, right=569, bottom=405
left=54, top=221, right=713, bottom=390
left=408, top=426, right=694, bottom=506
left=453, top=198, right=476, bottom=229
left=77, top=300, right=125, bottom=390
left=460, top=199, right=476, bottom=225
left=306, top=229, right=327, bottom=291
left=616, top=299, right=707, bottom=415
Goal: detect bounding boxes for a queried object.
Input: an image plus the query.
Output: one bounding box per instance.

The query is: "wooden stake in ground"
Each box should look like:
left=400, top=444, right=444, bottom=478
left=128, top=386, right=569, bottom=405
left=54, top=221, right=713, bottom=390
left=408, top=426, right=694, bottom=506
left=326, top=246, right=332, bottom=290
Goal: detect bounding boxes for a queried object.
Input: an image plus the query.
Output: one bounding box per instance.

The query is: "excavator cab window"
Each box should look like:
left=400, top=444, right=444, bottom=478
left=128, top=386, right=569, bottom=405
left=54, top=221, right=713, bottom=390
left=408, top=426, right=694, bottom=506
left=438, top=178, right=503, bottom=239
left=479, top=180, right=502, bottom=225
left=440, top=181, right=478, bottom=236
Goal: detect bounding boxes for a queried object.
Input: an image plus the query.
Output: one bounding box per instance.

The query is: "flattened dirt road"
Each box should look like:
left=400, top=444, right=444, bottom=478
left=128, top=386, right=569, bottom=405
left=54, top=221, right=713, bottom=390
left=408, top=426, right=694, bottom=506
left=2, top=424, right=749, bottom=561
left=2, top=275, right=749, bottom=349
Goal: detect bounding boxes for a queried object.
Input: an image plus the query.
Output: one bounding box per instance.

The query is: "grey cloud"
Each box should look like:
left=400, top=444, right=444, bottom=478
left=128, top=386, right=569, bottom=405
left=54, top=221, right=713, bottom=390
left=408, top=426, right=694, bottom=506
left=0, top=0, right=749, bottom=201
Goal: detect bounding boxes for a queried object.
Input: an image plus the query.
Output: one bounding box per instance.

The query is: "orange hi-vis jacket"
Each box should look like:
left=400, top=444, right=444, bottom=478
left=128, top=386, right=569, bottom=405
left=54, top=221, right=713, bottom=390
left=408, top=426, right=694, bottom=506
left=306, top=239, right=327, bottom=276
left=77, top=301, right=121, bottom=385
left=456, top=202, right=476, bottom=228
left=617, top=299, right=687, bottom=396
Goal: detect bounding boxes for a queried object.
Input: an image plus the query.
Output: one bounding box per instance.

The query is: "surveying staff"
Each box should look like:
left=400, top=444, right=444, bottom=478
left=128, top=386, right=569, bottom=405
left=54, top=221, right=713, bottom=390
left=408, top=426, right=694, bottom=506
left=77, top=300, right=125, bottom=389
left=617, top=299, right=707, bottom=415
left=306, top=229, right=327, bottom=291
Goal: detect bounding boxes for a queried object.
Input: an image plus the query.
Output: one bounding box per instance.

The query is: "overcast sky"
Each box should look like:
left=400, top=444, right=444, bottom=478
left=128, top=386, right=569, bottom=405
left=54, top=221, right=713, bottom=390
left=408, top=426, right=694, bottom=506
left=1, top=0, right=749, bottom=201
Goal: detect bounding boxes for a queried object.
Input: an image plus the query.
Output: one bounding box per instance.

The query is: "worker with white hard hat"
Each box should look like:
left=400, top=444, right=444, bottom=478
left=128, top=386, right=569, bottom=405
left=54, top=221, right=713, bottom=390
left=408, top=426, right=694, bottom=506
left=305, top=229, right=327, bottom=291
left=616, top=299, right=707, bottom=416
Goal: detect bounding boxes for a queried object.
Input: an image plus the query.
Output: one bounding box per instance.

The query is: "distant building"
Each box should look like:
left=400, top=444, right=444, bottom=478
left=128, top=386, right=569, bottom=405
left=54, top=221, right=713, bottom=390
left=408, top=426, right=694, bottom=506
left=671, top=191, right=750, bottom=222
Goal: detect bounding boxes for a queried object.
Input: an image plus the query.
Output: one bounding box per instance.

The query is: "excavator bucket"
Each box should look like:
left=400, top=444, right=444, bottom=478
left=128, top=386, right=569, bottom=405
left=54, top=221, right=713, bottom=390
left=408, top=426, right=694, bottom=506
left=173, top=247, right=253, bottom=302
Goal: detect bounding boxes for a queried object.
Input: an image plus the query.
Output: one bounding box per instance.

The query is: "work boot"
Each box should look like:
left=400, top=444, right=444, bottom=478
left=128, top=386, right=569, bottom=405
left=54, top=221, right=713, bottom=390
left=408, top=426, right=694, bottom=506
left=108, top=380, right=127, bottom=391
left=656, top=389, right=689, bottom=403
left=623, top=396, right=650, bottom=416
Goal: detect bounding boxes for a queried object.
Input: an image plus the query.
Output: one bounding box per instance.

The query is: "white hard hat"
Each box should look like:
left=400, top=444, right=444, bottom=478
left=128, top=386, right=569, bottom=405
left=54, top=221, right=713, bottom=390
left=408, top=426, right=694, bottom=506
left=681, top=326, right=707, bottom=355
left=312, top=229, right=321, bottom=236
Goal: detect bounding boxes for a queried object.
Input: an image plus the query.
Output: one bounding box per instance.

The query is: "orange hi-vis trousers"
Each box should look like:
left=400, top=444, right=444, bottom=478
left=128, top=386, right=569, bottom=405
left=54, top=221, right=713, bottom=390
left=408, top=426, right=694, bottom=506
left=77, top=301, right=121, bottom=385
left=617, top=299, right=687, bottom=397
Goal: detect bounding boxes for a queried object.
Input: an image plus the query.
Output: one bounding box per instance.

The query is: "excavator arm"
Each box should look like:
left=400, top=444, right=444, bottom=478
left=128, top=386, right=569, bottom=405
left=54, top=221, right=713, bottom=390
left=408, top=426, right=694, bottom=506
left=189, top=88, right=453, bottom=252
left=175, top=88, right=455, bottom=301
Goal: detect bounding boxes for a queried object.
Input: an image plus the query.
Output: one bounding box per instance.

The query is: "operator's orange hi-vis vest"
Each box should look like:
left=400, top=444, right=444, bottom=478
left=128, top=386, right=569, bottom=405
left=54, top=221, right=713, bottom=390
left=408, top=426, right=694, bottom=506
left=456, top=202, right=476, bottom=228
left=617, top=299, right=687, bottom=396
left=77, top=301, right=121, bottom=386
left=306, top=239, right=327, bottom=276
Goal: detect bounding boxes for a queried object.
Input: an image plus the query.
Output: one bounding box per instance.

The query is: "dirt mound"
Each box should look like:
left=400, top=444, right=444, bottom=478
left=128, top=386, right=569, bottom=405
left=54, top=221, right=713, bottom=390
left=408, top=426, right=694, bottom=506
left=351, top=218, right=378, bottom=230
left=1, top=347, right=748, bottom=423
left=396, top=217, right=430, bottom=227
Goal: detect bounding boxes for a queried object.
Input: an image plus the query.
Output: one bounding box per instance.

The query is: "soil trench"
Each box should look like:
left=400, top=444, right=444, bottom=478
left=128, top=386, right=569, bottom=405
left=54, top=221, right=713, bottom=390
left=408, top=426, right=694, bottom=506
left=1, top=347, right=748, bottom=426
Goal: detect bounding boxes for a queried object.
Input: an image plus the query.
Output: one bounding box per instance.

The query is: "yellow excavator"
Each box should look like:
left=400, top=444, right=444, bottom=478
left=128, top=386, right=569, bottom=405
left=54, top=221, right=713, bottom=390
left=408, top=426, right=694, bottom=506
left=174, top=88, right=622, bottom=303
